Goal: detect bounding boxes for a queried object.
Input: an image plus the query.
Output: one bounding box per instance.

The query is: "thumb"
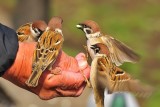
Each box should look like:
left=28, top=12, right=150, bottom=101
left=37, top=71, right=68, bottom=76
left=75, top=53, right=90, bottom=79
left=75, top=53, right=88, bottom=71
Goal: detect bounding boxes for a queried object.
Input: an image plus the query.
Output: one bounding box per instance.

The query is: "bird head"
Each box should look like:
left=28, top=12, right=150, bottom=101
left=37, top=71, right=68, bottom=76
left=31, top=20, right=47, bottom=38
left=48, top=16, right=63, bottom=34
left=76, top=20, right=101, bottom=39
left=16, top=23, right=31, bottom=36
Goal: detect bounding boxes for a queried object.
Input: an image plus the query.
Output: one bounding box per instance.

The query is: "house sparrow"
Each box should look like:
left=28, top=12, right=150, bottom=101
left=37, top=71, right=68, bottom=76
left=77, top=20, right=153, bottom=107
left=25, top=17, right=64, bottom=87
left=76, top=20, right=140, bottom=66
left=17, top=20, right=47, bottom=42
left=76, top=20, right=140, bottom=86
left=90, top=53, right=153, bottom=107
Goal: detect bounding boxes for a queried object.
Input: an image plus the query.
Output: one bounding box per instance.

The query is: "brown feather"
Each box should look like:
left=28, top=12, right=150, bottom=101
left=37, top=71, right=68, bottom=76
left=32, top=20, right=47, bottom=31
left=81, top=20, right=100, bottom=33
left=96, top=55, right=153, bottom=97
left=17, top=21, right=47, bottom=42
left=17, top=23, right=31, bottom=42
left=26, top=29, right=63, bottom=87
left=48, top=16, right=63, bottom=31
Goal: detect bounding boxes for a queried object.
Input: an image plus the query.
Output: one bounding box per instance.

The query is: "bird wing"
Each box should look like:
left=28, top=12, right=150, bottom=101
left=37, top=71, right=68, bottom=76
left=18, top=34, right=29, bottom=42
left=33, top=29, right=64, bottom=72
left=96, top=55, right=153, bottom=97
left=16, top=23, right=31, bottom=42
left=101, top=35, right=140, bottom=66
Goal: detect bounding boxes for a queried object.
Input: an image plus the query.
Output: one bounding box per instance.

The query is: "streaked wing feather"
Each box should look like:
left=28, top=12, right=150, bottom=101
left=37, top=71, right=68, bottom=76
left=18, top=35, right=29, bottom=42
left=97, top=55, right=153, bottom=97
left=32, top=30, right=63, bottom=72
left=102, top=35, right=140, bottom=66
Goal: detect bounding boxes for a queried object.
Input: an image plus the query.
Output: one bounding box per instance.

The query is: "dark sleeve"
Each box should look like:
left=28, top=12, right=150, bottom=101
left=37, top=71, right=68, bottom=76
left=0, top=23, right=19, bottom=76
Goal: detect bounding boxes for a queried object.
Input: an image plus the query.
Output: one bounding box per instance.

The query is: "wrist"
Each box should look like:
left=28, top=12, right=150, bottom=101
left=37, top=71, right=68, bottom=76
left=2, top=42, right=36, bottom=88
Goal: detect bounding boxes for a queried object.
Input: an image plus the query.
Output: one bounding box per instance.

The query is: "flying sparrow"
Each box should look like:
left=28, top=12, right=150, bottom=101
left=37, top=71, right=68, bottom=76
left=90, top=53, right=153, bottom=107
left=76, top=20, right=153, bottom=107
left=76, top=20, right=140, bottom=66
left=76, top=20, right=140, bottom=87
left=17, top=20, right=47, bottom=42
left=25, top=17, right=64, bottom=87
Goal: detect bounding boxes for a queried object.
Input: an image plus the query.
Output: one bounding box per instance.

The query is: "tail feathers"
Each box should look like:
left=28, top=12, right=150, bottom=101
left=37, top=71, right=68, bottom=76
left=25, top=70, right=43, bottom=87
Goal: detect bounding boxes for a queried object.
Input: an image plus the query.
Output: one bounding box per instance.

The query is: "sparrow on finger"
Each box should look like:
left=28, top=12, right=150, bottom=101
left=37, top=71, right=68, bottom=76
left=25, top=17, right=64, bottom=87
left=17, top=20, right=47, bottom=42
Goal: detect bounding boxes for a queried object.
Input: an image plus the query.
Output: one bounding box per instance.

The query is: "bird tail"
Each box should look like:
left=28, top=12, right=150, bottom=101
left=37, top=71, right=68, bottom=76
left=25, top=70, right=43, bottom=87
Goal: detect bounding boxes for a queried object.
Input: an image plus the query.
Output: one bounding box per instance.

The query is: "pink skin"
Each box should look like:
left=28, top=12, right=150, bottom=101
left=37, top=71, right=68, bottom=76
left=2, top=42, right=90, bottom=100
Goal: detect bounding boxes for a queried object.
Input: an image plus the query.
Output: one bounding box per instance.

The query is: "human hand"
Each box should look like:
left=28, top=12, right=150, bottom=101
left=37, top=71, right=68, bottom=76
left=2, top=42, right=90, bottom=100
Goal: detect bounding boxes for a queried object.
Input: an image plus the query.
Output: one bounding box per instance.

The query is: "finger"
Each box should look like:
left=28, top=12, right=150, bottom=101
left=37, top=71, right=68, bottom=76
left=75, top=53, right=88, bottom=70
left=55, top=88, right=78, bottom=97
left=55, top=83, right=85, bottom=97
left=75, top=53, right=90, bottom=79
left=53, top=50, right=79, bottom=72
left=46, top=70, right=85, bottom=88
left=75, top=83, right=86, bottom=96
left=82, top=65, right=90, bottom=79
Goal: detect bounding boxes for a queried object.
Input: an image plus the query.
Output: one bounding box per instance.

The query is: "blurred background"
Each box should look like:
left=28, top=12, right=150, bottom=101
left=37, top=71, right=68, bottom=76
left=0, top=0, right=160, bottom=107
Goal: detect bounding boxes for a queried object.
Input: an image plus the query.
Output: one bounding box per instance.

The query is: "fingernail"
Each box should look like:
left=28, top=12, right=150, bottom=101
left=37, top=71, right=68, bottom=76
left=61, top=86, right=68, bottom=90
left=76, top=53, right=88, bottom=70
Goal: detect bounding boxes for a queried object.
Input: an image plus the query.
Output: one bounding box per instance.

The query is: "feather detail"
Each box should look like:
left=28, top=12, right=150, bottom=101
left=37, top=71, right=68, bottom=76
left=95, top=55, right=153, bottom=97
left=26, top=29, right=64, bottom=87
left=101, top=35, right=140, bottom=66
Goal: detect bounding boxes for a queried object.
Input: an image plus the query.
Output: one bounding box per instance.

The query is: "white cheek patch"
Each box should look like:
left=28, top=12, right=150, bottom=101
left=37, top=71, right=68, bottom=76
left=86, top=31, right=101, bottom=38
left=30, top=26, right=37, bottom=37
left=30, top=25, right=40, bottom=37
left=84, top=28, right=92, bottom=34
left=46, top=27, right=50, bottom=31
left=55, top=28, right=63, bottom=36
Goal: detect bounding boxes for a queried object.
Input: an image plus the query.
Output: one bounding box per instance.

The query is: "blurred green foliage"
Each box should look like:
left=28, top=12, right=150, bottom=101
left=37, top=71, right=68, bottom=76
left=1, top=0, right=160, bottom=107
left=52, top=1, right=160, bottom=106
left=0, top=0, right=17, bottom=8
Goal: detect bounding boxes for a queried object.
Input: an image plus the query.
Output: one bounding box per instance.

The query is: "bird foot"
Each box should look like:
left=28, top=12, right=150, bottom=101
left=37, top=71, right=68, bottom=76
left=80, top=70, right=92, bottom=88
left=84, top=75, right=92, bottom=88
left=50, top=67, right=62, bottom=75
left=83, top=45, right=89, bottom=61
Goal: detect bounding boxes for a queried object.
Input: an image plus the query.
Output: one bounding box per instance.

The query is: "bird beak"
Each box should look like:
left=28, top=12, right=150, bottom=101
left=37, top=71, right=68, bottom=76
left=76, top=24, right=83, bottom=30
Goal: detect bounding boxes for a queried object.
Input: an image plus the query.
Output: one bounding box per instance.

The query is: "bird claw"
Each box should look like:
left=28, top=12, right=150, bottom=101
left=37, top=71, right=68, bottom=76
left=83, top=45, right=89, bottom=61
left=50, top=67, right=62, bottom=75
left=80, top=69, right=92, bottom=88
left=84, top=75, right=92, bottom=88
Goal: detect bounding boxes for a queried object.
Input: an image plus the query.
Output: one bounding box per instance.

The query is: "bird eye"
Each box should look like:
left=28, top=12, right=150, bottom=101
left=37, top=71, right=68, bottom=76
left=86, top=29, right=91, bottom=34
left=91, top=45, right=100, bottom=54
left=84, top=28, right=92, bottom=34
left=84, top=25, right=87, bottom=28
left=17, top=32, right=24, bottom=35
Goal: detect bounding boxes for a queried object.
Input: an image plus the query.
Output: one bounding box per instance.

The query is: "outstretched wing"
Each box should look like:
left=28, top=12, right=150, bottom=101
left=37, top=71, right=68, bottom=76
left=101, top=35, right=140, bottom=66
left=94, top=55, right=153, bottom=97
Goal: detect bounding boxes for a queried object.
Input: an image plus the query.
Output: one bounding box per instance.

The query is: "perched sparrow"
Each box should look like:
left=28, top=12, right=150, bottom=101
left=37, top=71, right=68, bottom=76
left=25, top=17, right=64, bottom=87
left=17, top=20, right=47, bottom=42
left=76, top=20, right=140, bottom=66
